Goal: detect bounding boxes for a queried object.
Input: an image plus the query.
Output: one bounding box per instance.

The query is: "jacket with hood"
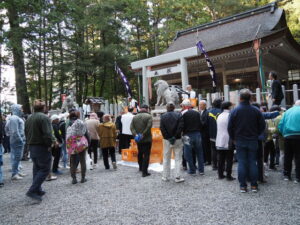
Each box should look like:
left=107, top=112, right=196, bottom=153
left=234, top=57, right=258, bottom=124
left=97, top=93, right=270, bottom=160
left=98, top=122, right=117, bottom=148
left=5, top=104, right=25, bottom=148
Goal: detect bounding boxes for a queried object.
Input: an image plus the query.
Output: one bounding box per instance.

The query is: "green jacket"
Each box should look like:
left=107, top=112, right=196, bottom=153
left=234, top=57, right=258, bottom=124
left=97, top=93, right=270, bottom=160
left=25, top=112, right=54, bottom=147
left=130, top=112, right=152, bottom=143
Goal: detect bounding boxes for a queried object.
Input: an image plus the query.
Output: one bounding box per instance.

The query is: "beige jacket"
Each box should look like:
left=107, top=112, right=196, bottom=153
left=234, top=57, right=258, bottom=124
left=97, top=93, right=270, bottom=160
left=86, top=119, right=100, bottom=140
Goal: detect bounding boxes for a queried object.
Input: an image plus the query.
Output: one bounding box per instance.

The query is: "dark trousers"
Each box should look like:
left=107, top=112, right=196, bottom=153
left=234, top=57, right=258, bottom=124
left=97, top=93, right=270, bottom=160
left=119, top=134, right=133, bottom=153
left=210, top=141, right=218, bottom=169
left=284, top=138, right=300, bottom=180
left=28, top=145, right=52, bottom=194
left=257, top=141, right=264, bottom=182
left=70, top=151, right=86, bottom=180
left=202, top=134, right=211, bottom=164
left=137, top=142, right=152, bottom=175
left=102, top=147, right=116, bottom=169
left=273, top=99, right=282, bottom=106
left=88, top=139, right=99, bottom=164
left=217, top=150, right=234, bottom=178
left=264, top=140, right=275, bottom=169
left=182, top=148, right=196, bottom=168
left=52, top=146, right=61, bottom=172
left=3, top=136, right=10, bottom=153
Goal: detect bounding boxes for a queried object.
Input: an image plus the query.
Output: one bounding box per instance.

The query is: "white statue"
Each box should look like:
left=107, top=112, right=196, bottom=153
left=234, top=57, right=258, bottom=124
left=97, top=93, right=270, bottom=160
left=154, top=80, right=179, bottom=106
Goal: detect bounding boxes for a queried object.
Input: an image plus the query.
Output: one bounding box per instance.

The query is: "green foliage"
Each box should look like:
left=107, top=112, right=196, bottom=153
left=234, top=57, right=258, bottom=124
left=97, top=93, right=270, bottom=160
left=1, top=0, right=299, bottom=109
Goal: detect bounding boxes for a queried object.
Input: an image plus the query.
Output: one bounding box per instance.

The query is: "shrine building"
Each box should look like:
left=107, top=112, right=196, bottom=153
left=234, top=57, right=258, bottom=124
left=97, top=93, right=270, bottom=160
left=130, top=2, right=300, bottom=105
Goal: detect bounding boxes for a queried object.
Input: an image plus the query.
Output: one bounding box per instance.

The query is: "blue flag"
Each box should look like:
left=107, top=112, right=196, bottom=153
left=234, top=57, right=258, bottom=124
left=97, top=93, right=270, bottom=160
left=196, top=41, right=217, bottom=89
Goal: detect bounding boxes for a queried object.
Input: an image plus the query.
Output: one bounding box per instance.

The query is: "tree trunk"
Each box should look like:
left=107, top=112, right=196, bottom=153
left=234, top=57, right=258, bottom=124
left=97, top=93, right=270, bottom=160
left=7, top=1, right=31, bottom=113
left=43, top=16, right=48, bottom=108
left=57, top=21, right=65, bottom=105
left=37, top=17, right=42, bottom=99
left=49, top=37, right=55, bottom=109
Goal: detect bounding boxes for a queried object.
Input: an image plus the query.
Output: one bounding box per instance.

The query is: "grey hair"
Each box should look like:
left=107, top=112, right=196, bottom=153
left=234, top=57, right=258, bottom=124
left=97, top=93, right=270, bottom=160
left=295, top=100, right=300, bottom=106
left=239, top=89, right=252, bottom=102
left=181, top=99, right=191, bottom=107
left=199, top=100, right=207, bottom=105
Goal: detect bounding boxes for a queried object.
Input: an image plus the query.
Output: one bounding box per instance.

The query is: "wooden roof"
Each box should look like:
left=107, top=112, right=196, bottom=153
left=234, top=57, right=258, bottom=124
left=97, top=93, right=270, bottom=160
left=164, top=2, right=288, bottom=55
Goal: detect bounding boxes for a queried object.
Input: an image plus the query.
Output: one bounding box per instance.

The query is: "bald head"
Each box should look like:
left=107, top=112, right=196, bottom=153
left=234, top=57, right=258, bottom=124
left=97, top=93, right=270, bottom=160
left=199, top=100, right=207, bottom=111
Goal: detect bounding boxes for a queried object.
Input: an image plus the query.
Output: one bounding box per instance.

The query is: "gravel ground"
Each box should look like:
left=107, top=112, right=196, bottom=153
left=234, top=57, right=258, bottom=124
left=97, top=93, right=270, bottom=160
left=0, top=153, right=299, bottom=225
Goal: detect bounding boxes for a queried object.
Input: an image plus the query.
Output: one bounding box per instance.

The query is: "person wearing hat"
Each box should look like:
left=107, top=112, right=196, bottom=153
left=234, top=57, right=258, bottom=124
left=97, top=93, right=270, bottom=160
left=50, top=114, right=63, bottom=175
left=130, top=104, right=153, bottom=177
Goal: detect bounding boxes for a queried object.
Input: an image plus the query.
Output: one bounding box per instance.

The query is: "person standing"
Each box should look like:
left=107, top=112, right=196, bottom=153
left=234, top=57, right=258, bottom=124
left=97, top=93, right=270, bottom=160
left=181, top=99, right=204, bottom=175
left=182, top=85, right=196, bottom=100
left=98, top=114, right=117, bottom=170
left=50, top=115, right=63, bottom=175
left=25, top=100, right=55, bottom=202
left=5, top=104, right=26, bottom=180
left=278, top=100, right=300, bottom=183
left=86, top=113, right=100, bottom=168
left=130, top=104, right=153, bottom=177
left=208, top=98, right=222, bottom=170
left=215, top=101, right=235, bottom=181
left=160, top=102, right=184, bottom=183
left=119, top=107, right=134, bottom=153
left=269, top=71, right=284, bottom=106
left=58, top=114, right=68, bottom=169
left=67, top=110, right=89, bottom=184
left=228, top=89, right=265, bottom=193
left=199, top=100, right=211, bottom=165
left=0, top=116, right=4, bottom=187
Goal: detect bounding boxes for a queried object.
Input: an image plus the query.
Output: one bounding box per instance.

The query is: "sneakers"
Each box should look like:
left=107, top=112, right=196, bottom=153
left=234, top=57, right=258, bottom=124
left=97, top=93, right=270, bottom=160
left=11, top=174, right=23, bottom=180
left=175, top=177, right=185, bottom=183
left=251, top=186, right=258, bottom=193
left=112, top=162, right=117, bottom=170
left=283, top=175, right=291, bottom=181
left=240, top=187, right=247, bottom=193
left=36, top=190, right=46, bottom=196
left=161, top=177, right=169, bottom=182
left=294, top=179, right=300, bottom=184
left=18, top=172, right=27, bottom=177
left=81, top=178, right=87, bottom=183
left=199, top=172, right=204, bottom=176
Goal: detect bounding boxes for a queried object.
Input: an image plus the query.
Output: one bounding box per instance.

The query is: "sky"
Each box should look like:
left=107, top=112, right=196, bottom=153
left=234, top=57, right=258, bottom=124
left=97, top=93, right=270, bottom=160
left=1, top=65, right=17, bottom=104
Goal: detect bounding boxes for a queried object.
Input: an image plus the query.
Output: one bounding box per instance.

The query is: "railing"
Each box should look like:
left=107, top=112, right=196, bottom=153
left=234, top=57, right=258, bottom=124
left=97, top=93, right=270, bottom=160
left=201, top=84, right=299, bottom=109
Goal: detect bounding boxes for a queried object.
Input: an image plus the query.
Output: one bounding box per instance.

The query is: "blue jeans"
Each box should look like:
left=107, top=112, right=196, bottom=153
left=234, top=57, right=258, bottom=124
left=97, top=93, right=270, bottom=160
left=28, top=145, right=52, bottom=194
left=10, top=143, right=24, bottom=177
left=236, top=140, right=258, bottom=188
left=183, top=132, right=204, bottom=174
left=61, top=141, right=68, bottom=168
left=0, top=144, right=3, bottom=183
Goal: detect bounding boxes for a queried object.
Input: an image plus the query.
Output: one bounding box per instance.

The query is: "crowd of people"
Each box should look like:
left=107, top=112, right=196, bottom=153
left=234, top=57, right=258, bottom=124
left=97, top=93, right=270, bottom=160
left=0, top=75, right=299, bottom=203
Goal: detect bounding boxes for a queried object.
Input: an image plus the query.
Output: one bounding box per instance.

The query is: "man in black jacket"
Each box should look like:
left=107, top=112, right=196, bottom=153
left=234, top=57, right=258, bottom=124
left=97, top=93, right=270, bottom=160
left=160, top=102, right=184, bottom=183
left=199, top=100, right=211, bottom=165
left=269, top=71, right=283, bottom=106
left=181, top=99, right=204, bottom=175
